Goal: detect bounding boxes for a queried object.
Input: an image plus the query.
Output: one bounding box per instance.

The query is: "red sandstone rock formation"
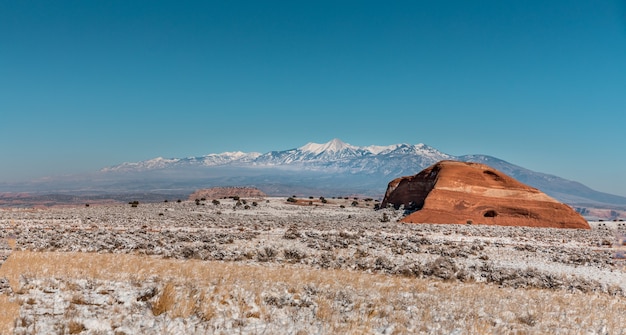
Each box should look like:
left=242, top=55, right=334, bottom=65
left=189, top=187, right=267, bottom=201
left=382, top=161, right=590, bottom=229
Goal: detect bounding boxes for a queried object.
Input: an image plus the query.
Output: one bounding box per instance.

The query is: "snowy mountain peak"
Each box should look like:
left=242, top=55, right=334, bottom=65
left=363, top=144, right=400, bottom=154
left=203, top=151, right=261, bottom=159
left=299, top=138, right=356, bottom=154
left=102, top=139, right=454, bottom=174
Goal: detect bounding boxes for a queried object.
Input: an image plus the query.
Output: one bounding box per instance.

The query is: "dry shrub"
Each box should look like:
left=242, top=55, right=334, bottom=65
left=198, top=290, right=216, bottom=321
left=151, top=281, right=201, bottom=318
left=152, top=282, right=176, bottom=316
left=70, top=293, right=89, bottom=305
left=67, top=320, right=85, bottom=334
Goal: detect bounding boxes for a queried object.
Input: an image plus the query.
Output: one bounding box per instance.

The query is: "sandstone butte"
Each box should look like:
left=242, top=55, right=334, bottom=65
left=188, top=187, right=267, bottom=201
left=381, top=160, right=590, bottom=229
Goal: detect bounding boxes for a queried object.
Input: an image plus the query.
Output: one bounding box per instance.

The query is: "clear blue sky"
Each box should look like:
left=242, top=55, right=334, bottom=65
left=1, top=1, right=625, bottom=196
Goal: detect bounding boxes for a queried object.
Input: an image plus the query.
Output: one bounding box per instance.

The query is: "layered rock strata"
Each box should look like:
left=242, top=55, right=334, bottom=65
left=382, top=161, right=590, bottom=229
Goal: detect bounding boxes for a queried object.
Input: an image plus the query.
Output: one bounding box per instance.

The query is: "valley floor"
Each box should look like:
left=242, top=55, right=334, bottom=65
left=0, top=197, right=625, bottom=334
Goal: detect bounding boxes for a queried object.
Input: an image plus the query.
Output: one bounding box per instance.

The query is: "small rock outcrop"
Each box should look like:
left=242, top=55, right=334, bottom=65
left=382, top=161, right=590, bottom=229
left=189, top=187, right=266, bottom=200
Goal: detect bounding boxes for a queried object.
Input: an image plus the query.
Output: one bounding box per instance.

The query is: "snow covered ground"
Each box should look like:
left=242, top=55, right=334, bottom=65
left=0, top=197, right=625, bottom=334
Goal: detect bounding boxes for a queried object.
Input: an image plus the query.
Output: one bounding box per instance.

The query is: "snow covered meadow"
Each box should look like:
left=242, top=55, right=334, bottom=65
left=1, top=197, right=625, bottom=334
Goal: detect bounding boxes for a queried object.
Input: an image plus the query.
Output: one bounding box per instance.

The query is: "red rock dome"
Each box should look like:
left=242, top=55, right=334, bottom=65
left=381, top=160, right=590, bottom=229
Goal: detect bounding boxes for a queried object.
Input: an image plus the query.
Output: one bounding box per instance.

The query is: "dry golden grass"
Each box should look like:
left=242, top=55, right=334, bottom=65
left=152, top=281, right=176, bottom=316
left=6, top=238, right=16, bottom=250
left=0, top=295, right=20, bottom=334
left=67, top=320, right=85, bottom=334
left=0, top=250, right=625, bottom=333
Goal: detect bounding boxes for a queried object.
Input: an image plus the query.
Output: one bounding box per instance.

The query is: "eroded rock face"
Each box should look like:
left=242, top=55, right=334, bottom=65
left=189, top=187, right=267, bottom=200
left=382, top=161, right=590, bottom=229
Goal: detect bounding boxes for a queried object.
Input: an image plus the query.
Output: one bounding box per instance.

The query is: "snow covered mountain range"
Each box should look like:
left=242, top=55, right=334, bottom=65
left=102, top=138, right=454, bottom=176
left=3, top=139, right=624, bottom=210
left=95, top=138, right=626, bottom=208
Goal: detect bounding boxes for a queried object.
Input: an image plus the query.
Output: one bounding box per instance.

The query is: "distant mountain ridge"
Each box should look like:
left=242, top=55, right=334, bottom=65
left=3, top=139, right=625, bottom=210
left=103, top=138, right=455, bottom=176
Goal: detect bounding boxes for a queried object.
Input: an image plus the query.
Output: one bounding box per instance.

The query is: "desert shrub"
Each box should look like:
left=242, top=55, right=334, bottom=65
left=284, top=248, right=307, bottom=262
left=287, top=197, right=297, bottom=203
left=257, top=247, right=277, bottom=262
left=318, top=252, right=336, bottom=269
left=424, top=257, right=458, bottom=280
left=398, top=263, right=422, bottom=277
left=252, top=201, right=258, bottom=207
left=283, top=226, right=301, bottom=239
left=351, top=201, right=358, bottom=207
left=517, top=312, right=538, bottom=326
left=212, top=199, right=220, bottom=205
left=374, top=256, right=394, bottom=271
left=68, top=321, right=85, bottom=334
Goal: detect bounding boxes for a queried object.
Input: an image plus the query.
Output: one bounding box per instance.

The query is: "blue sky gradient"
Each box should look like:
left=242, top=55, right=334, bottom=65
left=1, top=1, right=625, bottom=196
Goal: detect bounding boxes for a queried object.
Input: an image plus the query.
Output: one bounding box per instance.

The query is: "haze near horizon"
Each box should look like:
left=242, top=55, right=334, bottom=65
left=1, top=1, right=625, bottom=196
